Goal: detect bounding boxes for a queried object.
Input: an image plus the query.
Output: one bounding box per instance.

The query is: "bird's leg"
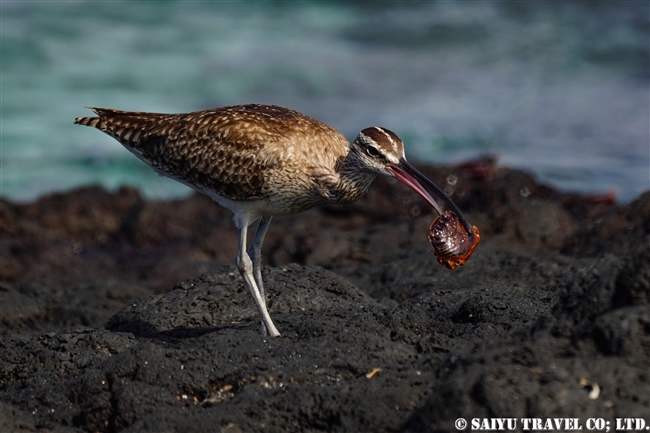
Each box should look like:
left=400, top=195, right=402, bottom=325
left=236, top=222, right=281, bottom=337
left=247, top=215, right=273, bottom=335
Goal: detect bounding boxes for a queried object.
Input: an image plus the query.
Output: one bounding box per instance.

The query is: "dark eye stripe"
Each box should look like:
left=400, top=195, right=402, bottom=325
left=366, top=145, right=380, bottom=157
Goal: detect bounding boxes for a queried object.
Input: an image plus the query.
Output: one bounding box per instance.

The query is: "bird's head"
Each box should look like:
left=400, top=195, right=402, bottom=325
left=351, top=126, right=405, bottom=177
left=351, top=126, right=476, bottom=240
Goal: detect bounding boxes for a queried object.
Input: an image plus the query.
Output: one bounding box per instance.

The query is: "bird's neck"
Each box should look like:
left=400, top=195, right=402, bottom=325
left=325, top=150, right=377, bottom=204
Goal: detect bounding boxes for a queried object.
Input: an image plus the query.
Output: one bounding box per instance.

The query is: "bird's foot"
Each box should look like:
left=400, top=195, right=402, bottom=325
left=260, top=320, right=281, bottom=337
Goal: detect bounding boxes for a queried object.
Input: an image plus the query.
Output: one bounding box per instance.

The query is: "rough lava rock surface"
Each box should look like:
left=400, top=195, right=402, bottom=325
left=1, top=163, right=649, bottom=432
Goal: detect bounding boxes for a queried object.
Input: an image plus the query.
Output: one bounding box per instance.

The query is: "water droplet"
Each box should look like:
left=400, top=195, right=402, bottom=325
left=520, top=187, right=531, bottom=198
left=71, top=241, right=83, bottom=254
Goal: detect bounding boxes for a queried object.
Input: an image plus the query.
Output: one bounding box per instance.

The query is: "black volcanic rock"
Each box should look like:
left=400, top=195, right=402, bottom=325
left=1, top=165, right=648, bottom=432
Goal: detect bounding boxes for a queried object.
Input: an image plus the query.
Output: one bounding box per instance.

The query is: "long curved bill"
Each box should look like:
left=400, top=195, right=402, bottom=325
left=386, top=158, right=476, bottom=243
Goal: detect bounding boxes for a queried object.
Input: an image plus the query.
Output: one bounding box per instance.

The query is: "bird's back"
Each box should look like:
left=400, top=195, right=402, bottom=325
left=75, top=104, right=351, bottom=207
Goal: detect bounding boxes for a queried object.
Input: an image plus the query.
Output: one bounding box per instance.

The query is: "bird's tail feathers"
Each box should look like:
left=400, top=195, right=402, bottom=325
left=74, top=107, right=167, bottom=146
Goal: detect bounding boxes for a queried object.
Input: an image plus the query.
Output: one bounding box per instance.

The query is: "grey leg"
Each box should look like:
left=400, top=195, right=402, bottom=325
left=248, top=216, right=273, bottom=301
left=236, top=221, right=280, bottom=337
left=248, top=215, right=273, bottom=335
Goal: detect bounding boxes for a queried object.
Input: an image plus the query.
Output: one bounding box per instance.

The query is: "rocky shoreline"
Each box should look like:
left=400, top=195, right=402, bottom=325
left=1, top=162, right=648, bottom=432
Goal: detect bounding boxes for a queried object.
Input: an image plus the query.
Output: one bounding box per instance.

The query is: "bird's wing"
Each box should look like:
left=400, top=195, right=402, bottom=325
left=75, top=105, right=303, bottom=200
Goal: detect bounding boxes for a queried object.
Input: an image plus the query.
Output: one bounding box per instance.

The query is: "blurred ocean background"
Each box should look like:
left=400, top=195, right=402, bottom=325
left=2, top=1, right=649, bottom=203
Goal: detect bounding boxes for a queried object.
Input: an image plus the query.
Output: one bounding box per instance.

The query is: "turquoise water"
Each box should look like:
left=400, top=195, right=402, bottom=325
left=2, top=1, right=648, bottom=202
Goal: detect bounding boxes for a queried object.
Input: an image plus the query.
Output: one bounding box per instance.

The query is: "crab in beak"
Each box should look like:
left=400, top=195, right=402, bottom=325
left=387, top=159, right=480, bottom=270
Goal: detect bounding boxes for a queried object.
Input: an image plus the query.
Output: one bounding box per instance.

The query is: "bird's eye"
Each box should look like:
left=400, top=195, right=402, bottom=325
left=366, top=146, right=380, bottom=157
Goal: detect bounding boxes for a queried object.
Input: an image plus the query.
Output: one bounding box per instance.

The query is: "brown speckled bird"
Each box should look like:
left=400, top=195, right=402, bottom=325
left=75, top=104, right=474, bottom=337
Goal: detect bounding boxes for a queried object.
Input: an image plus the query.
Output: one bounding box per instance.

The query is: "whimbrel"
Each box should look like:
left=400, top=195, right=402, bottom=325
left=75, top=104, right=477, bottom=337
